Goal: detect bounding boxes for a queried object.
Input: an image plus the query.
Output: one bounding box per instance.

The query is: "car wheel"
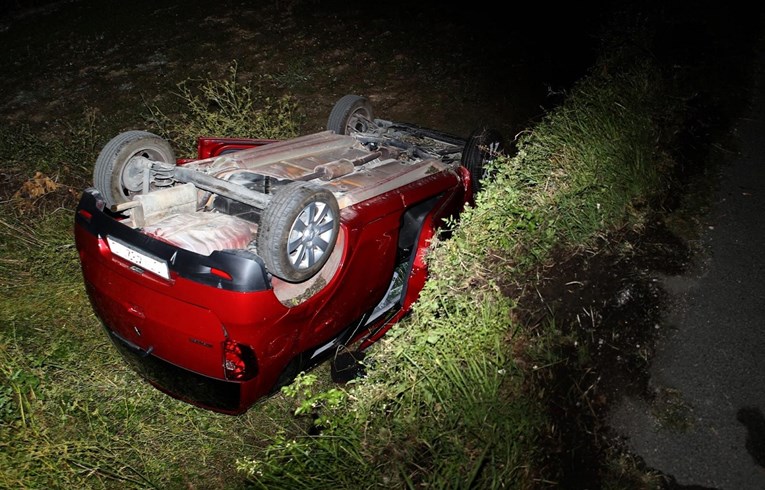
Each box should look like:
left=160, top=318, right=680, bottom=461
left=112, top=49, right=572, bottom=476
left=326, top=95, right=375, bottom=135
left=258, top=182, right=340, bottom=283
left=460, top=128, right=505, bottom=193
left=93, top=131, right=176, bottom=207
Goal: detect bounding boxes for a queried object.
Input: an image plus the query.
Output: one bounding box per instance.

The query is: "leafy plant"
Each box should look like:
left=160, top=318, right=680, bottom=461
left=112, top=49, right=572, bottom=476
left=145, top=62, right=304, bottom=156
left=280, top=372, right=345, bottom=426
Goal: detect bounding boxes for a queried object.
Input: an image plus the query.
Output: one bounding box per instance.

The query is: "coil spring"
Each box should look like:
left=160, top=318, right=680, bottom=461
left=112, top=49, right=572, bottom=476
left=151, top=161, right=176, bottom=187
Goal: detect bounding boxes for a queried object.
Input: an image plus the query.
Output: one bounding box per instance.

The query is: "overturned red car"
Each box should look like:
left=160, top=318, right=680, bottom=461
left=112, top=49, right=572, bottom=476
left=74, top=95, right=503, bottom=414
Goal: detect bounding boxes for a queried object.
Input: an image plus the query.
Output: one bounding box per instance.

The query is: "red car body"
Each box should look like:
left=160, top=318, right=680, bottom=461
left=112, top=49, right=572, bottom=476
left=75, top=121, right=480, bottom=414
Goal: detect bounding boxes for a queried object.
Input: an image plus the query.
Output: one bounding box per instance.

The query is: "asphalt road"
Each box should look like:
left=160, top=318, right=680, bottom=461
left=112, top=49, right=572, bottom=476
left=609, top=23, right=765, bottom=490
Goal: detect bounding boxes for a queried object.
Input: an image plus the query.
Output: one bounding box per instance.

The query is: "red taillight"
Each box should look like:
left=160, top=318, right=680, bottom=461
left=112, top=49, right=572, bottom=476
left=77, top=209, right=93, bottom=222
left=223, top=340, right=258, bottom=381
left=210, top=267, right=232, bottom=281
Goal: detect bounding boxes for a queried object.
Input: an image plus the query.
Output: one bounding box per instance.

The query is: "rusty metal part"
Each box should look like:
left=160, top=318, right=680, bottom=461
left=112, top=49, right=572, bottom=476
left=189, top=131, right=370, bottom=182
left=130, top=183, right=197, bottom=228
left=314, top=159, right=356, bottom=180
left=173, top=166, right=271, bottom=209
left=304, top=151, right=383, bottom=181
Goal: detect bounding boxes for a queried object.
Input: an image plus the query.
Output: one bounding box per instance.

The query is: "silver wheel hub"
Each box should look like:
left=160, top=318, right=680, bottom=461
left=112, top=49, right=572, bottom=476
left=287, top=201, right=335, bottom=270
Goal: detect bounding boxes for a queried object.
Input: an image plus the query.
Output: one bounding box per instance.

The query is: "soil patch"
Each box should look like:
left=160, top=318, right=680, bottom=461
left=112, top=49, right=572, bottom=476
left=0, top=0, right=608, bottom=143
left=512, top=219, right=694, bottom=486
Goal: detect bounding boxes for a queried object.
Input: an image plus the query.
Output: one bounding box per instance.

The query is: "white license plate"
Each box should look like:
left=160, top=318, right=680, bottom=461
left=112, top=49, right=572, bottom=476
left=107, top=236, right=170, bottom=280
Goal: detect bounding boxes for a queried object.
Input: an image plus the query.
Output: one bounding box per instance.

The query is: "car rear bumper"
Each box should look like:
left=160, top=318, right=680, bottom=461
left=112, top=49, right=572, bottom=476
left=75, top=189, right=286, bottom=414
left=107, top=327, right=243, bottom=413
left=75, top=188, right=271, bottom=293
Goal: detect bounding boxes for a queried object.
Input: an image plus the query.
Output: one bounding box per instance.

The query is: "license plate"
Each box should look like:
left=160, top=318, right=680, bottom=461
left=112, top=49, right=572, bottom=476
left=107, top=236, right=170, bottom=280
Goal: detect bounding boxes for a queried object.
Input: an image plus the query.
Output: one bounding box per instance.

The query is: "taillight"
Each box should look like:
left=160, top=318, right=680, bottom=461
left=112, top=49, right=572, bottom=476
left=210, top=267, right=232, bottom=281
left=223, top=340, right=258, bottom=381
left=77, top=209, right=93, bottom=222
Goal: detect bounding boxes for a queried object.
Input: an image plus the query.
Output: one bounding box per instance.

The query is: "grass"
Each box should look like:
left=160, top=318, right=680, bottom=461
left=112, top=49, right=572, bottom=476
left=0, top=74, right=308, bottom=489
left=0, top=28, right=703, bottom=490
left=234, top=54, right=684, bottom=488
left=144, top=61, right=304, bottom=157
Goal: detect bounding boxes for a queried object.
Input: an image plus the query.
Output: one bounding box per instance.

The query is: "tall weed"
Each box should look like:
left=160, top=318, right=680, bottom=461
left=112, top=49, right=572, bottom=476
left=145, top=62, right=304, bottom=156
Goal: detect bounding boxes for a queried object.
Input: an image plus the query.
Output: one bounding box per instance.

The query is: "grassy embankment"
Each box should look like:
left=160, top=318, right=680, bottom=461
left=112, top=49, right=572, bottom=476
left=0, top=51, right=686, bottom=488
left=236, top=54, right=684, bottom=487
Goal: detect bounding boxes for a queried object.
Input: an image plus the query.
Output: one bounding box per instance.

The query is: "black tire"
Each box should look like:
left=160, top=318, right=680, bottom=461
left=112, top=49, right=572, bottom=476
left=460, top=128, right=505, bottom=193
left=326, top=95, right=375, bottom=135
left=257, top=182, right=340, bottom=283
left=93, top=131, right=176, bottom=207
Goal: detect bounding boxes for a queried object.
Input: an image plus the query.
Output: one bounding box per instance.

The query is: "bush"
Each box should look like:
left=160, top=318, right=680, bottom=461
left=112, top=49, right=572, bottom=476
left=145, top=62, right=304, bottom=156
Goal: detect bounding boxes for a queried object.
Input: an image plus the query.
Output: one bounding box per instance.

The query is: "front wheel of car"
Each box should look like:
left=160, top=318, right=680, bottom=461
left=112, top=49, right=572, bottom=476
left=93, top=130, right=176, bottom=207
left=327, top=95, right=375, bottom=135
left=258, top=182, right=340, bottom=283
left=460, top=128, right=505, bottom=194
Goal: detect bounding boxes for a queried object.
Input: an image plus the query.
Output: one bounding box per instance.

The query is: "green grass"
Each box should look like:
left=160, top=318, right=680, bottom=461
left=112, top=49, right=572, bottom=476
left=144, top=61, right=304, bottom=157
left=0, top=83, right=308, bottom=489
left=0, top=50, right=684, bottom=488
left=0, top=198, right=227, bottom=489
left=234, top=56, right=684, bottom=488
